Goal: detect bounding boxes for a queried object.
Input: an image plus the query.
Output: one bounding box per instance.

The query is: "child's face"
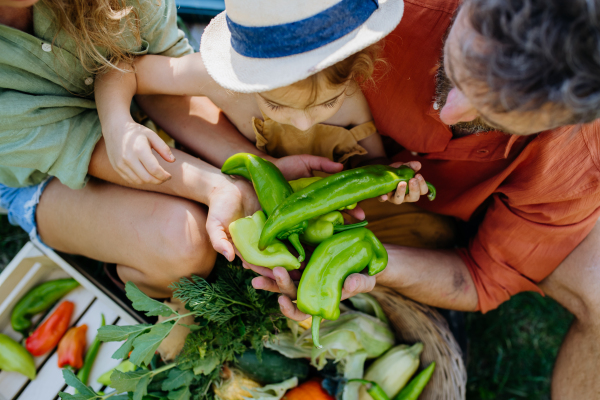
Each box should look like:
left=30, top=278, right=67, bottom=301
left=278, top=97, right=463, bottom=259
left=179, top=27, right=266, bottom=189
left=255, top=77, right=348, bottom=132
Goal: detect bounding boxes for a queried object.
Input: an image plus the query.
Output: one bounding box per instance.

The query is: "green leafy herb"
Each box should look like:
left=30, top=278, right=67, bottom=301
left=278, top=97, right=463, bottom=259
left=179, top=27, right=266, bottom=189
left=63, top=258, right=289, bottom=400
left=126, top=282, right=176, bottom=317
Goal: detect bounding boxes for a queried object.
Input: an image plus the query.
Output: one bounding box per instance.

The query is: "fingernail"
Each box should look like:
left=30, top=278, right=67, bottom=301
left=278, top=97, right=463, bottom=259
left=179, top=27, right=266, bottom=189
left=223, top=251, right=229, bottom=259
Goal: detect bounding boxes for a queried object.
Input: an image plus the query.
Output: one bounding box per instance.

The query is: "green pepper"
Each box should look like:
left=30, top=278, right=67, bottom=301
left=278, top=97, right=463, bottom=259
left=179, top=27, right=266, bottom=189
left=0, top=333, right=36, bottom=380
left=11, top=278, right=79, bottom=334
left=288, top=177, right=357, bottom=210
left=222, top=153, right=307, bottom=261
left=300, top=211, right=368, bottom=246
left=230, top=211, right=301, bottom=270
left=393, top=362, right=436, bottom=400
left=77, top=314, right=105, bottom=386
left=259, top=165, right=435, bottom=250
left=97, top=360, right=137, bottom=387
left=349, top=379, right=390, bottom=400
left=296, top=228, right=387, bottom=348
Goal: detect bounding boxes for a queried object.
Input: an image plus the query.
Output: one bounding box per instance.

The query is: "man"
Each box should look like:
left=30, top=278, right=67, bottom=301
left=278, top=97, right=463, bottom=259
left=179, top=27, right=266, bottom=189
left=246, top=0, right=600, bottom=397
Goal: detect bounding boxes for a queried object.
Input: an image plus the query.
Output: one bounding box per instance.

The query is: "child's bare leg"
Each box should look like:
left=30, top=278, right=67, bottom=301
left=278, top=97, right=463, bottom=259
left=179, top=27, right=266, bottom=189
left=36, top=178, right=216, bottom=298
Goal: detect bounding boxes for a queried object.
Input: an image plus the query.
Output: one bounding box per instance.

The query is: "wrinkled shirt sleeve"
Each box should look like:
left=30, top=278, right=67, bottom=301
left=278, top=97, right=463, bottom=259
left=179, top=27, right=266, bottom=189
left=140, top=0, right=194, bottom=57
left=458, top=166, right=600, bottom=313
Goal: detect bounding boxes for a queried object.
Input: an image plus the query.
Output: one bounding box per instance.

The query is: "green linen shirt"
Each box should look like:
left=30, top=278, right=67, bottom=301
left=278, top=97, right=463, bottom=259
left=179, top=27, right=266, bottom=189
left=0, top=0, right=193, bottom=189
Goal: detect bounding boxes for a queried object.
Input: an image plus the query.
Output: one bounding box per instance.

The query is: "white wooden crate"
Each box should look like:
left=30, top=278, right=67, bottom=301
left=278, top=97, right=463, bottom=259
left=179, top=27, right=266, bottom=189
left=0, top=242, right=142, bottom=400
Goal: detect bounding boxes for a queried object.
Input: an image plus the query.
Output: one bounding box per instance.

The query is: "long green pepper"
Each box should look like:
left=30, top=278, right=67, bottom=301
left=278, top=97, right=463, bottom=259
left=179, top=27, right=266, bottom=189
left=349, top=362, right=436, bottom=400
left=11, top=278, right=79, bottom=334
left=221, top=153, right=306, bottom=261
left=259, top=165, right=436, bottom=250
left=300, top=211, right=368, bottom=246
left=296, top=228, right=387, bottom=348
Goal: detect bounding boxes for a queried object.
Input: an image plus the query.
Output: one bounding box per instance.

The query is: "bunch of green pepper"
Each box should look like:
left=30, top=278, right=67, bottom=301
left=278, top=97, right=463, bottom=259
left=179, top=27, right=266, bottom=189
left=222, top=154, right=437, bottom=350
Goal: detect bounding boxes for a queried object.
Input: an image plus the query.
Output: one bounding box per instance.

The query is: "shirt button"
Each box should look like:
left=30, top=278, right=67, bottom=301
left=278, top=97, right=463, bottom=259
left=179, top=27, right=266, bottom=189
left=410, top=151, right=418, bottom=156
left=84, top=77, right=94, bottom=86
left=433, top=102, right=439, bottom=110
left=41, top=43, right=52, bottom=52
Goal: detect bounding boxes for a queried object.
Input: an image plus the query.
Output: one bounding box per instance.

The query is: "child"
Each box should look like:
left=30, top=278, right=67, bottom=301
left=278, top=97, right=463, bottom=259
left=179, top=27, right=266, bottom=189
left=95, top=0, right=417, bottom=192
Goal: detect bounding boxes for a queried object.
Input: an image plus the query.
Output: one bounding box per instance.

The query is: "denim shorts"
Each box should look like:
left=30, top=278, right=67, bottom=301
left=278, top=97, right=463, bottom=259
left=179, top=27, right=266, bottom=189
left=0, top=178, right=52, bottom=247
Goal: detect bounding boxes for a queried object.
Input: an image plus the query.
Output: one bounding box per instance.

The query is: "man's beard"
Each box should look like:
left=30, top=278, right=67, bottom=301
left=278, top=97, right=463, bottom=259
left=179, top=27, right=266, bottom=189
left=434, top=57, right=495, bottom=135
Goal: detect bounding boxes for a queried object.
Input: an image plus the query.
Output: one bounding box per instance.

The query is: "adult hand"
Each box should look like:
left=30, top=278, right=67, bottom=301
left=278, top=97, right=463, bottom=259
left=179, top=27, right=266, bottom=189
left=206, top=175, right=261, bottom=261
left=247, top=265, right=377, bottom=321
left=378, top=161, right=431, bottom=204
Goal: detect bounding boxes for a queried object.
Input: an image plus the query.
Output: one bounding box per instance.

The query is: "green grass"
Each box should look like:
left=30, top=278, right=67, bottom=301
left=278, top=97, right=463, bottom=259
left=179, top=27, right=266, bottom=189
left=0, top=218, right=573, bottom=399
left=0, top=215, right=29, bottom=270
left=466, top=293, right=573, bottom=400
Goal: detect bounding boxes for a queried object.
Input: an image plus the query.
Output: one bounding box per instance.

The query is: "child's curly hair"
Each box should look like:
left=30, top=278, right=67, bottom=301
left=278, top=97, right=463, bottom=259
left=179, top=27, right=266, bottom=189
left=295, top=42, right=387, bottom=105
left=42, top=0, right=142, bottom=75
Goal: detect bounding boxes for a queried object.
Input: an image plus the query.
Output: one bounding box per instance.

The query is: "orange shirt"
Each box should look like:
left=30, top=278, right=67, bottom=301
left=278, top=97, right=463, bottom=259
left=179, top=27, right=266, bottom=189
left=364, top=0, right=600, bottom=312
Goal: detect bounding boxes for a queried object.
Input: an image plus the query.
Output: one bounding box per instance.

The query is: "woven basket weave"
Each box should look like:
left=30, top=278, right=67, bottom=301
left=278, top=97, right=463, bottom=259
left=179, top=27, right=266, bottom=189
left=369, top=286, right=467, bottom=400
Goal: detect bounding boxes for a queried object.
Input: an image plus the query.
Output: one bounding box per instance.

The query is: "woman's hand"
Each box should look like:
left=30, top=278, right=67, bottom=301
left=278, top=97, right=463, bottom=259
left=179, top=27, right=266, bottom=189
left=246, top=265, right=377, bottom=321
left=378, top=161, right=430, bottom=204
left=103, top=119, right=175, bottom=185
left=206, top=175, right=261, bottom=261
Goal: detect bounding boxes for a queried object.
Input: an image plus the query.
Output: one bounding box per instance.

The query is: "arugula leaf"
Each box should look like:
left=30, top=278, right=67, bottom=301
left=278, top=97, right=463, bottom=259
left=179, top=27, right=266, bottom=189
left=167, top=387, right=191, bottom=400
left=62, top=369, right=96, bottom=397
left=130, top=322, right=175, bottom=366
left=133, top=374, right=152, bottom=400
left=161, top=368, right=195, bottom=391
left=126, top=282, right=176, bottom=317
left=111, top=329, right=146, bottom=360
left=98, top=324, right=153, bottom=342
left=58, top=394, right=96, bottom=400
left=110, top=370, right=152, bottom=393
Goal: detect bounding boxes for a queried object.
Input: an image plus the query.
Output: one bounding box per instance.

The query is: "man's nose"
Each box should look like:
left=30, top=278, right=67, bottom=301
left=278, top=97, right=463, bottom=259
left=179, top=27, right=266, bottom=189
left=439, top=88, right=479, bottom=125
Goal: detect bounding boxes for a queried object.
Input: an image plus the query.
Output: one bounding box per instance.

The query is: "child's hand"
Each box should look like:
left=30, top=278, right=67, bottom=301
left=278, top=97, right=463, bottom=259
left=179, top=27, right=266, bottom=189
left=103, top=119, right=175, bottom=185
left=379, top=161, right=430, bottom=204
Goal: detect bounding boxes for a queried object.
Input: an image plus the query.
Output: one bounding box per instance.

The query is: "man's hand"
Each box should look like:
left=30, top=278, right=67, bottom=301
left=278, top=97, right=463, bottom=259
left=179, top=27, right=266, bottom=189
left=379, top=161, right=431, bottom=204
left=206, top=175, right=261, bottom=261
left=103, top=119, right=175, bottom=185
left=247, top=265, right=377, bottom=321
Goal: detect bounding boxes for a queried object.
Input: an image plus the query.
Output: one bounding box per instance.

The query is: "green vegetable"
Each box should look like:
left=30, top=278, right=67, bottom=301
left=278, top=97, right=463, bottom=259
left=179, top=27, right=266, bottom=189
left=11, top=278, right=79, bottom=334
left=393, top=362, right=436, bottom=400
left=300, top=211, right=368, bottom=245
left=229, top=210, right=300, bottom=270
left=222, top=153, right=307, bottom=261
left=96, top=359, right=136, bottom=386
left=259, top=165, right=436, bottom=250
left=77, top=314, right=105, bottom=386
left=296, top=228, right=388, bottom=348
left=289, top=177, right=357, bottom=210
left=266, top=310, right=394, bottom=377
left=350, top=379, right=390, bottom=400
left=360, top=343, right=423, bottom=400
left=0, top=333, right=36, bottom=380
left=74, top=259, right=288, bottom=400
left=235, top=348, right=309, bottom=385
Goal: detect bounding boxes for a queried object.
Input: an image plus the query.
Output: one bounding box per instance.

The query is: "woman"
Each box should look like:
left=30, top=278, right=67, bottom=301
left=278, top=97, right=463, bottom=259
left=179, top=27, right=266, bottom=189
left=0, top=0, right=342, bottom=297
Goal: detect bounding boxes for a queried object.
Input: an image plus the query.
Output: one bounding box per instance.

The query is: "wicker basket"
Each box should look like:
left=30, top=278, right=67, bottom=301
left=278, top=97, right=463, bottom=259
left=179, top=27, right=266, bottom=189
left=369, top=286, right=467, bottom=400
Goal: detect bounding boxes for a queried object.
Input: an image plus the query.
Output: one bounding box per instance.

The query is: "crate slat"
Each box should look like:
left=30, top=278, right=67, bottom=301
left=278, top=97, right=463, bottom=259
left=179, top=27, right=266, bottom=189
left=0, top=286, right=95, bottom=399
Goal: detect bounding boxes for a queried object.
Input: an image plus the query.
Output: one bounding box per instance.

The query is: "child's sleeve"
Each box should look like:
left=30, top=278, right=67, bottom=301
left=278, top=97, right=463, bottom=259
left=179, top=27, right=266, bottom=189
left=138, top=0, right=194, bottom=58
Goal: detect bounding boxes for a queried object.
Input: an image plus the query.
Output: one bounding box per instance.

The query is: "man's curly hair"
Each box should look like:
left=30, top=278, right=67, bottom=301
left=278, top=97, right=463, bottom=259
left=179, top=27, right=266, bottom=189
left=462, top=0, right=600, bottom=124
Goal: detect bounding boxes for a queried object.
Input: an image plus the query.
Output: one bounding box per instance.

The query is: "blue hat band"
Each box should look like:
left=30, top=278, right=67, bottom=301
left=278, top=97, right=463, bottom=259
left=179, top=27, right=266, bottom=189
left=226, top=0, right=379, bottom=59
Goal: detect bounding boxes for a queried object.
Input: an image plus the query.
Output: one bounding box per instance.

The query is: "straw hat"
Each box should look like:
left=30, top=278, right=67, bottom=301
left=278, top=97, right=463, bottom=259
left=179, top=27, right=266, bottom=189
left=201, top=0, right=404, bottom=93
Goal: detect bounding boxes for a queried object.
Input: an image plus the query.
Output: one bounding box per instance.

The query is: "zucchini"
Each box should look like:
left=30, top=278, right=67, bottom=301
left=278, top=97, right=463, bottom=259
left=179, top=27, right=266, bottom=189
left=235, top=348, right=309, bottom=385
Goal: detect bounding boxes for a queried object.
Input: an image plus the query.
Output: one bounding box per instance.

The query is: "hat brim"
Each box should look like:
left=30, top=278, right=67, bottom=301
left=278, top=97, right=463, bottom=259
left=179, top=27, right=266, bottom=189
left=201, top=0, right=404, bottom=93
